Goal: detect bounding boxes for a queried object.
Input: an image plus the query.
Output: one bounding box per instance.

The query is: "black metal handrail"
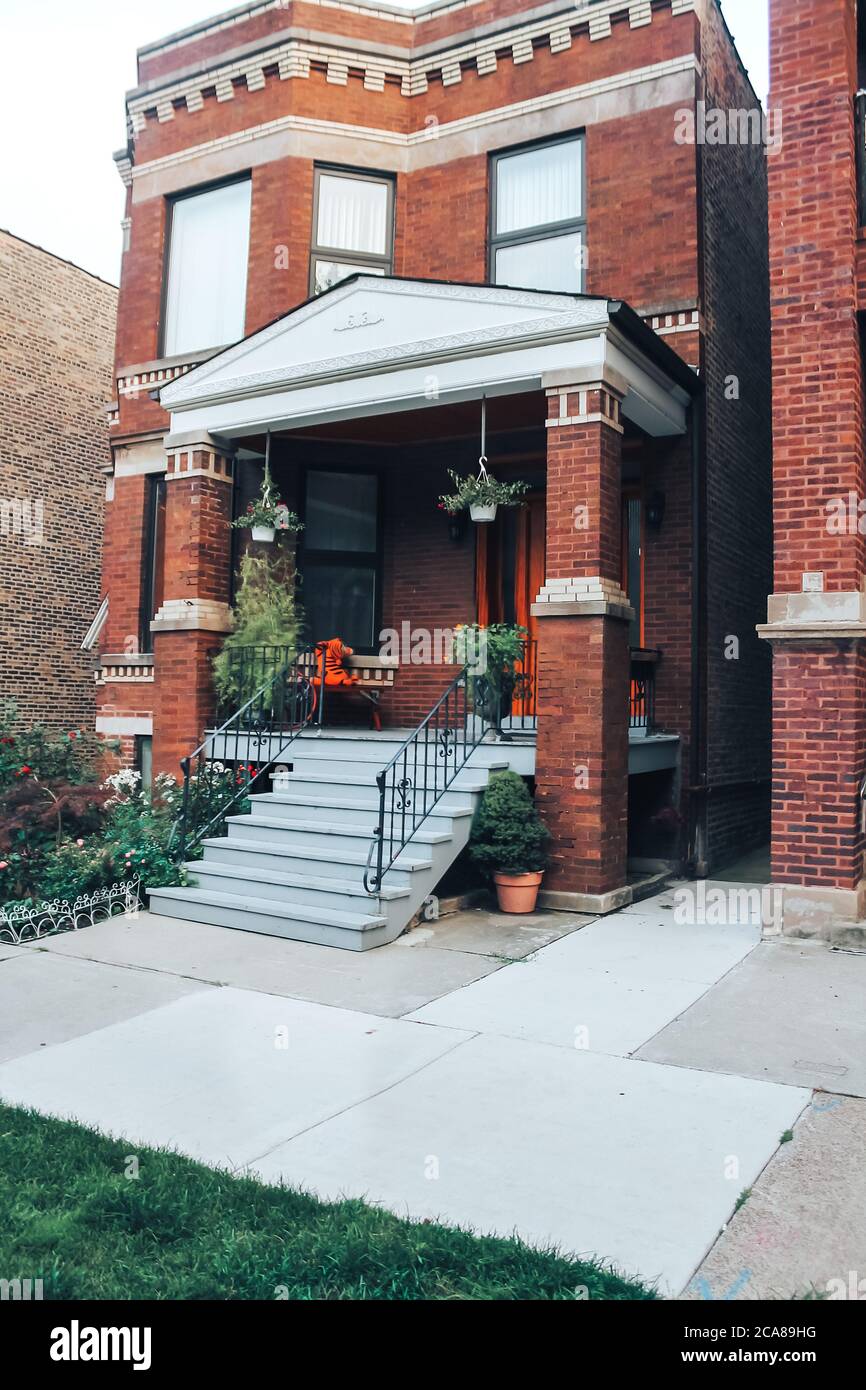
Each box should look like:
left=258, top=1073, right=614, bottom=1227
left=629, top=649, right=659, bottom=732
left=363, top=663, right=487, bottom=893
left=170, top=646, right=325, bottom=862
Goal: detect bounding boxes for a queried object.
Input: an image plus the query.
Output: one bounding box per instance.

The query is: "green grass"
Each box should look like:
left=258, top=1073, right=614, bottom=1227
left=0, top=1105, right=655, bottom=1301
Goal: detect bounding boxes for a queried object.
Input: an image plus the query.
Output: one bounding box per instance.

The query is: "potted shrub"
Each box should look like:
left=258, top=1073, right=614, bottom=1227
left=213, top=550, right=301, bottom=711
left=469, top=769, right=550, bottom=913
left=438, top=467, right=529, bottom=524
left=453, top=622, right=528, bottom=726
left=232, top=463, right=303, bottom=543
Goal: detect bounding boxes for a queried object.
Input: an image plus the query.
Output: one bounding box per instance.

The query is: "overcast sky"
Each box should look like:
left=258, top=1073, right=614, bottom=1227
left=0, top=0, right=769, bottom=286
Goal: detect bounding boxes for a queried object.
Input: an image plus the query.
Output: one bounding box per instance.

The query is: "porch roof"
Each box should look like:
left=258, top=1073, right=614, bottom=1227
left=160, top=276, right=699, bottom=442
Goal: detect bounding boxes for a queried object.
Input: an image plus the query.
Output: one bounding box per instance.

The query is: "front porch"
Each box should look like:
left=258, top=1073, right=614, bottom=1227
left=149, top=277, right=699, bottom=939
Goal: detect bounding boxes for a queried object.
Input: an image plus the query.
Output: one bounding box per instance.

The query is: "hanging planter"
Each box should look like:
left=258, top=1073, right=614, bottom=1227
left=438, top=398, right=529, bottom=525
left=232, top=436, right=303, bottom=544
left=438, top=464, right=529, bottom=524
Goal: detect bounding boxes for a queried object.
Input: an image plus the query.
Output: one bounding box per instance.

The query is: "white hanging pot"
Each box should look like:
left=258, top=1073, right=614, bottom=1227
left=470, top=502, right=497, bottom=523
left=251, top=525, right=276, bottom=542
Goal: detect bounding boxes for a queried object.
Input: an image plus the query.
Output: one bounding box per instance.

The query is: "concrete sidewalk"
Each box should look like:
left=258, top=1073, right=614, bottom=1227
left=0, top=889, right=863, bottom=1297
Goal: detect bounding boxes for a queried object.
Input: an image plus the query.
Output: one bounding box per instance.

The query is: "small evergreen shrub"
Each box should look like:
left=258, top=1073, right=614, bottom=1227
left=469, top=771, right=550, bottom=877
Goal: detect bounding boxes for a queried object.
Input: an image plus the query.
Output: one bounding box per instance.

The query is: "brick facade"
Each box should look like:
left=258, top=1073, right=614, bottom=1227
left=0, top=230, right=116, bottom=733
left=103, top=0, right=772, bottom=893
left=763, top=0, right=866, bottom=932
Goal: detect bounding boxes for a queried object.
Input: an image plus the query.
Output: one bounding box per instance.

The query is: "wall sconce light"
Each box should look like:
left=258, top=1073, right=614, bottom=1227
left=448, top=510, right=468, bottom=544
left=646, top=490, right=666, bottom=530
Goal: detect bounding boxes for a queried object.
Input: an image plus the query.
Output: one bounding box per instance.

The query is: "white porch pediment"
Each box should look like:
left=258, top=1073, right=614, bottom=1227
left=160, top=277, right=695, bottom=439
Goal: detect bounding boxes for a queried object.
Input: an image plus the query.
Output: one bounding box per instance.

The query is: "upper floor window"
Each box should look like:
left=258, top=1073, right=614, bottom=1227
left=162, top=178, right=251, bottom=357
left=490, top=135, right=585, bottom=294
left=310, top=167, right=394, bottom=294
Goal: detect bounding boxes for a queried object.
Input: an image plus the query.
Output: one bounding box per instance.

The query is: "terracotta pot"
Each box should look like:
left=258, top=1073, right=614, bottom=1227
left=251, top=525, right=275, bottom=542
left=470, top=502, right=497, bottom=523
left=493, top=870, right=544, bottom=914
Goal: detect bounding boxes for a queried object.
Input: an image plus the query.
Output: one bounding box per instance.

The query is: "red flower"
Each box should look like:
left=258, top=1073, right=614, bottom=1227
left=16, top=765, right=32, bottom=777
left=68, top=730, right=77, bottom=740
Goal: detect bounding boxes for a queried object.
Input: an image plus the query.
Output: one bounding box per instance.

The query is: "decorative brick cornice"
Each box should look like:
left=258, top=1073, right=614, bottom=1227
left=165, top=444, right=235, bottom=482
left=151, top=598, right=233, bottom=633
left=532, top=575, right=634, bottom=620
left=117, top=359, right=205, bottom=400
left=95, top=654, right=155, bottom=686
left=126, top=0, right=696, bottom=137
left=545, top=383, right=624, bottom=433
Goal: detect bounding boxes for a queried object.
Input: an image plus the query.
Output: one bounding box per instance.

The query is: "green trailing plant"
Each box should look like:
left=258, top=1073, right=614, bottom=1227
left=231, top=461, right=303, bottom=534
left=213, top=550, right=302, bottom=708
left=453, top=622, right=528, bottom=722
left=469, top=770, right=550, bottom=878
left=438, top=468, right=529, bottom=515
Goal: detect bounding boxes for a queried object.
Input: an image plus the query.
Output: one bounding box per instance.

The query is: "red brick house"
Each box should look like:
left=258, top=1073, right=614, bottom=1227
left=0, top=231, right=116, bottom=734
left=100, top=0, right=772, bottom=947
left=762, top=0, right=866, bottom=940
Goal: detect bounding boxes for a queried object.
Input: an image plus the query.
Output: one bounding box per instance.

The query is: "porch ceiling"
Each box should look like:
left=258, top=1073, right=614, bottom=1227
left=160, top=276, right=698, bottom=442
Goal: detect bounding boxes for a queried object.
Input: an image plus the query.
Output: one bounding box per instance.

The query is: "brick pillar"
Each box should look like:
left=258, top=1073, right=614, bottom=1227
left=533, top=374, right=633, bottom=913
left=151, top=432, right=234, bottom=777
left=760, top=0, right=866, bottom=934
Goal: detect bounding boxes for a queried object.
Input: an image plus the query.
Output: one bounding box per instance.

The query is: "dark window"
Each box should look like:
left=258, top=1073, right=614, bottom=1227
left=139, top=475, right=166, bottom=654
left=489, top=134, right=585, bottom=293
left=299, top=470, right=380, bottom=651
left=310, top=167, right=395, bottom=294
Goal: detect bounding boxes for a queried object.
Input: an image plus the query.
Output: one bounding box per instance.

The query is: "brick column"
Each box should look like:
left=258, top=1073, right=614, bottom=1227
left=760, top=0, right=866, bottom=935
left=151, top=432, right=235, bottom=777
left=533, top=374, right=633, bottom=913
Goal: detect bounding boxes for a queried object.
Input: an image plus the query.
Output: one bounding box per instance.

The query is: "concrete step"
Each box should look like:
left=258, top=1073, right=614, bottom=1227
left=225, top=813, right=451, bottom=857
left=251, top=791, right=474, bottom=825
left=199, top=835, right=431, bottom=889
left=272, top=768, right=505, bottom=801
left=148, top=885, right=392, bottom=951
left=185, top=858, right=409, bottom=912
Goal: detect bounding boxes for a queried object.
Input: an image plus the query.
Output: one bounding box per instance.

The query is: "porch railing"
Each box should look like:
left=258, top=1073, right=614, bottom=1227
left=363, top=664, right=487, bottom=893
left=629, top=649, right=660, bottom=733
left=170, top=646, right=325, bottom=862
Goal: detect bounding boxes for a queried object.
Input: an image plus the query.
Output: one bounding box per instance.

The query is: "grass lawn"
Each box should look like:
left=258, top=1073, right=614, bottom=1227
left=0, top=1104, right=655, bottom=1301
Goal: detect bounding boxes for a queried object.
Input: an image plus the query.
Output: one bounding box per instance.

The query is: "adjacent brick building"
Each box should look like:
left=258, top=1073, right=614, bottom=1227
left=102, top=0, right=772, bottom=917
left=762, top=0, right=866, bottom=937
left=0, top=230, right=117, bottom=733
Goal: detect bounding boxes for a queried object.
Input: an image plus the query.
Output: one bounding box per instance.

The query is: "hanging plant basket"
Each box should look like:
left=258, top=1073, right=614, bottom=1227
left=232, top=457, right=303, bottom=543
left=469, top=501, right=498, bottom=524
left=439, top=464, right=529, bottom=524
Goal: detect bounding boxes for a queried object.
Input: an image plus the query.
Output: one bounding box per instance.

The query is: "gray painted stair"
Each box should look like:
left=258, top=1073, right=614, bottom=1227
left=149, top=730, right=533, bottom=950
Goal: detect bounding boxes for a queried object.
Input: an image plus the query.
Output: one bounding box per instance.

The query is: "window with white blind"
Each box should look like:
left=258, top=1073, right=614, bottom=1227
left=490, top=135, right=585, bottom=294
left=162, top=179, right=251, bottom=357
left=310, top=167, right=394, bottom=294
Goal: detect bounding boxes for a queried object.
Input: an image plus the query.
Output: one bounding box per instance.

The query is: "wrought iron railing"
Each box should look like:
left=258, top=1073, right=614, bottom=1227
left=363, top=664, right=487, bottom=893
left=171, top=646, right=325, bottom=861
left=629, top=649, right=659, bottom=732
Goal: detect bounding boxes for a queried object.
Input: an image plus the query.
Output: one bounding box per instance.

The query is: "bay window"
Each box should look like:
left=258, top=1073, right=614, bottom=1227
left=310, top=167, right=394, bottom=294
left=490, top=135, right=585, bottom=293
left=162, top=178, right=251, bottom=357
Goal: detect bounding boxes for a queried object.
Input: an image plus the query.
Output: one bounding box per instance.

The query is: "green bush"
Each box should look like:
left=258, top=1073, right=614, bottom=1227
left=469, top=770, right=550, bottom=877
left=213, top=550, right=301, bottom=708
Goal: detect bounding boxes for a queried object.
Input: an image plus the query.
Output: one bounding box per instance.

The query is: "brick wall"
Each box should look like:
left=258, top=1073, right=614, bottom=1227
left=767, top=0, right=866, bottom=893
left=0, top=230, right=117, bottom=732
left=697, top=0, right=773, bottom=868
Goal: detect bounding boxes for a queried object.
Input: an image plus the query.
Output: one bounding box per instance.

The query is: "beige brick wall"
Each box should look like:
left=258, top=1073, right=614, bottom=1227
left=0, top=230, right=117, bottom=732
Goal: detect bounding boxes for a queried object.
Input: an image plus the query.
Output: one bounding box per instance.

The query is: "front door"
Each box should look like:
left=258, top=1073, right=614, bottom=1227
left=476, top=491, right=545, bottom=714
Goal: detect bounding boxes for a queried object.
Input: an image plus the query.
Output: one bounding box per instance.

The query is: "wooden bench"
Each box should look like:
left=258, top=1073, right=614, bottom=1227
left=298, top=651, right=398, bottom=729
